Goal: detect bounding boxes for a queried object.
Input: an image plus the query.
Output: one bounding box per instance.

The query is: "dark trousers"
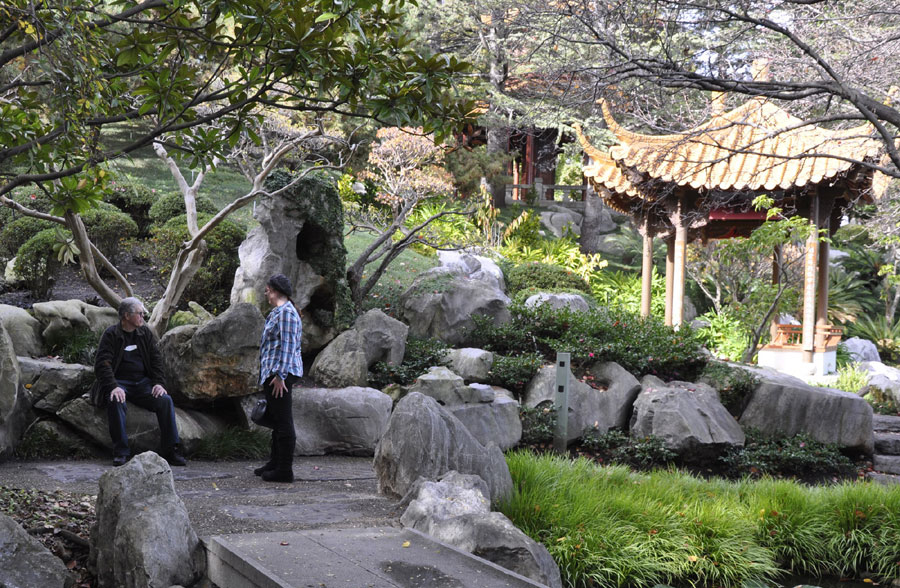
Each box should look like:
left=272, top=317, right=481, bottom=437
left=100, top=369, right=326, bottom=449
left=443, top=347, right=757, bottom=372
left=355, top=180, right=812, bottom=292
left=107, top=377, right=180, bottom=458
left=263, top=374, right=297, bottom=472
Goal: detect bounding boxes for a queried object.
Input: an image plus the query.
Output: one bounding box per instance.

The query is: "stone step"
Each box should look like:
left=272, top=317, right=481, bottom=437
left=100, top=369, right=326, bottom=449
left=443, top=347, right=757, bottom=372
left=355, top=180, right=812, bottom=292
left=866, top=471, right=900, bottom=486
left=204, top=527, right=548, bottom=588
left=873, top=414, right=900, bottom=433
left=873, top=454, right=900, bottom=476
left=875, top=432, right=900, bottom=455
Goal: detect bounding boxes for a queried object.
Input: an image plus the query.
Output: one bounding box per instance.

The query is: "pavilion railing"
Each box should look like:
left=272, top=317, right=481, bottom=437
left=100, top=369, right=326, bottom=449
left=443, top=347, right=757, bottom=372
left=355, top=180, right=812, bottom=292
left=765, top=323, right=843, bottom=351
left=505, top=180, right=587, bottom=205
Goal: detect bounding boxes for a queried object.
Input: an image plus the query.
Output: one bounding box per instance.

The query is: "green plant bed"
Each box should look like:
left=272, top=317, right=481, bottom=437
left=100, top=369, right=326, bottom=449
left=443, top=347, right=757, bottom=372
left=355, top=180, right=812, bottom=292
left=501, top=451, right=900, bottom=588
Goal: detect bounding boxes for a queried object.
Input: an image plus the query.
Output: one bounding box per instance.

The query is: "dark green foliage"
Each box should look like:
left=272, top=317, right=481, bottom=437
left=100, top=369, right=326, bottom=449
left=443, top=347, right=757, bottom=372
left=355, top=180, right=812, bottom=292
left=502, top=208, right=542, bottom=247
left=720, top=429, right=855, bottom=478
left=81, top=207, right=139, bottom=260
left=519, top=405, right=557, bottom=445
left=50, top=328, right=99, bottom=365
left=490, top=353, right=543, bottom=399
left=467, top=303, right=707, bottom=381
left=369, top=337, right=450, bottom=388
left=699, top=362, right=760, bottom=417
left=0, top=216, right=53, bottom=261
left=106, top=181, right=157, bottom=236
left=505, top=261, right=591, bottom=296
left=147, top=191, right=217, bottom=226
left=13, top=228, right=65, bottom=298
left=15, top=423, right=95, bottom=459
left=190, top=427, right=270, bottom=460
left=581, top=428, right=677, bottom=467
left=149, top=213, right=245, bottom=313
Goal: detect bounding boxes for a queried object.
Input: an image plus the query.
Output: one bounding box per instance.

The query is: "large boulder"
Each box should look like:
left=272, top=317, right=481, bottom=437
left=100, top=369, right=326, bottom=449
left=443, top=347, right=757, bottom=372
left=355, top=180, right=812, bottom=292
left=399, top=268, right=511, bottom=346
left=57, top=396, right=228, bottom=455
left=845, top=337, right=881, bottom=363
left=90, top=452, right=203, bottom=588
left=523, top=362, right=641, bottom=441
left=291, top=387, right=392, bottom=456
left=407, top=366, right=485, bottom=405
left=540, top=206, right=583, bottom=238
left=1, top=319, right=30, bottom=458
left=0, top=304, right=43, bottom=356
left=374, top=392, right=512, bottom=503
left=447, top=392, right=522, bottom=451
left=309, top=330, right=368, bottom=387
left=437, top=251, right=506, bottom=291
left=444, top=348, right=493, bottom=383
left=18, top=357, right=93, bottom=413
left=159, top=303, right=264, bottom=402
left=631, top=376, right=745, bottom=459
left=400, top=471, right=561, bottom=588
left=310, top=309, right=408, bottom=387
left=737, top=365, right=874, bottom=454
left=31, top=300, right=117, bottom=348
left=229, top=173, right=351, bottom=352
left=524, top=292, right=591, bottom=313
left=0, top=513, right=74, bottom=588
left=859, top=361, right=900, bottom=407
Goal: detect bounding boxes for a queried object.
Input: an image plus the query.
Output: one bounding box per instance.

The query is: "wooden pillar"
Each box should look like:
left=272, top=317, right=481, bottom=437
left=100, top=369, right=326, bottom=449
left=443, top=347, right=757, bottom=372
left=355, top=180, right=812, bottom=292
left=672, top=196, right=687, bottom=328
left=640, top=218, right=653, bottom=318
left=801, top=191, right=819, bottom=363
left=770, top=245, right=782, bottom=342
left=815, top=194, right=836, bottom=348
left=665, top=237, right=674, bottom=326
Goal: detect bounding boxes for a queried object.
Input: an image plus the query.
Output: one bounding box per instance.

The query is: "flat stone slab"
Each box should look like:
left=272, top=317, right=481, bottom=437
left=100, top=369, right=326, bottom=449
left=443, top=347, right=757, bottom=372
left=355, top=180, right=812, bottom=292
left=205, top=527, right=547, bottom=588
left=866, top=471, right=900, bottom=486
left=873, top=414, right=900, bottom=433
left=874, top=432, right=900, bottom=455
left=873, top=454, right=900, bottom=475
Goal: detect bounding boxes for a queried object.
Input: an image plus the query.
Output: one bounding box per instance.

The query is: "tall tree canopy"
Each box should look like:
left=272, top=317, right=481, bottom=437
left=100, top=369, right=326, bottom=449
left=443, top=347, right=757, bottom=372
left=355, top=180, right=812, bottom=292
left=1, top=0, right=472, bottom=312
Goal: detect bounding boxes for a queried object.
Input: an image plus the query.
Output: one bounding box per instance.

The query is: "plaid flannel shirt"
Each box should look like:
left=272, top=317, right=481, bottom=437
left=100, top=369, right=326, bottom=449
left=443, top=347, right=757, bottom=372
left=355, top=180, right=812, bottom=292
left=259, top=301, right=303, bottom=385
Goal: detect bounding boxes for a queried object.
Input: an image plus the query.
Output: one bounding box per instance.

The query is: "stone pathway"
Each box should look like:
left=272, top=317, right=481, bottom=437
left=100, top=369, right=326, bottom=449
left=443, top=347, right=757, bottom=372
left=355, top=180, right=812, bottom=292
left=0, top=455, right=400, bottom=538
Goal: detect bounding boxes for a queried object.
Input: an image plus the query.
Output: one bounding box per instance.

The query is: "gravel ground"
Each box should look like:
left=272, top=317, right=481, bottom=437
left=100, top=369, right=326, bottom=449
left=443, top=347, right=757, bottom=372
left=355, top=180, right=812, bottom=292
left=0, top=455, right=401, bottom=539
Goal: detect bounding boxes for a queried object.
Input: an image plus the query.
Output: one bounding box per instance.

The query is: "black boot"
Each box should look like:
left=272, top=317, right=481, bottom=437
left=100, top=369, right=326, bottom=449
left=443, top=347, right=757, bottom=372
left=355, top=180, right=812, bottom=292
left=255, top=435, right=277, bottom=476
left=262, top=432, right=294, bottom=483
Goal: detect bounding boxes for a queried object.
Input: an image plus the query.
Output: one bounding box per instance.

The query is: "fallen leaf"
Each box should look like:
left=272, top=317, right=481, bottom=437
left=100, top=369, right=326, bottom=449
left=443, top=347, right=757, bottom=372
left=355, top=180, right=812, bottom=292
left=401, top=541, right=410, bottom=548
left=280, top=541, right=290, bottom=546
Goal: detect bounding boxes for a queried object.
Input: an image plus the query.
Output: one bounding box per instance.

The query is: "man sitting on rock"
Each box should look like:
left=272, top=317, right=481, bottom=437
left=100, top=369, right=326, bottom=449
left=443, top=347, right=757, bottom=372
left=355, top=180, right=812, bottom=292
left=94, top=297, right=186, bottom=467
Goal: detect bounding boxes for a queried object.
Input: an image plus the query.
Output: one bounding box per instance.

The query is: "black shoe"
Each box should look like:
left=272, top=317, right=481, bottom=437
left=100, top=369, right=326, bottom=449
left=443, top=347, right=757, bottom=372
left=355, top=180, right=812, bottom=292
left=165, top=452, right=187, bottom=467
left=254, top=462, right=275, bottom=476
left=261, top=470, right=294, bottom=483
left=112, top=456, right=128, bottom=467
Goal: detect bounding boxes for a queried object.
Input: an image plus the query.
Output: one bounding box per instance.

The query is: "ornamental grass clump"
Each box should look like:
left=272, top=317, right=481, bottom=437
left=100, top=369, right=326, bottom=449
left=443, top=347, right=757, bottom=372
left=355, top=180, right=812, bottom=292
left=501, top=451, right=900, bottom=588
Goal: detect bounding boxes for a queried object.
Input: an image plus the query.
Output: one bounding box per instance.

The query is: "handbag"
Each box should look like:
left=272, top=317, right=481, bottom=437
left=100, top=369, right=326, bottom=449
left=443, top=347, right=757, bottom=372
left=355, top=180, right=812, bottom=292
left=250, top=398, right=274, bottom=428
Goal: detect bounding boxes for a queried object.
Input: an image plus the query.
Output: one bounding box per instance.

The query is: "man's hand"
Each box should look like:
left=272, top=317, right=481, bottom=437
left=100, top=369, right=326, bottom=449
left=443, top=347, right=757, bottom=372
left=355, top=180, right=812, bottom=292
left=272, top=375, right=287, bottom=398
left=110, top=387, right=126, bottom=403
left=151, top=384, right=168, bottom=398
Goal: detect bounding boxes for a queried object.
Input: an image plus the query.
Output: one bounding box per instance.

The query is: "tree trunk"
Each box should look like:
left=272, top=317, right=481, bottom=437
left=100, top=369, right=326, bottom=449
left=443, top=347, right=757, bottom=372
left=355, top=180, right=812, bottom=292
left=65, top=211, right=133, bottom=307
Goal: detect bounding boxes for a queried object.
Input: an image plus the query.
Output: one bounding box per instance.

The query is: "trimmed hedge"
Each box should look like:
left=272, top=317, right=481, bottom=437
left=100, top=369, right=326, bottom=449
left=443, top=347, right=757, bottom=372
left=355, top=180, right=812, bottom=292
left=0, top=216, right=53, bottom=262
left=81, top=207, right=139, bottom=260
left=148, top=191, right=217, bottom=226
left=13, top=228, right=67, bottom=297
left=505, top=261, right=591, bottom=296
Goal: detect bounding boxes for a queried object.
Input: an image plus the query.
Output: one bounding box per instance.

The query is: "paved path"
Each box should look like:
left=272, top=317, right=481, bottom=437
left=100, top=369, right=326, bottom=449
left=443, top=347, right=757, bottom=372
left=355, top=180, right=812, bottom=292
left=0, top=455, right=399, bottom=538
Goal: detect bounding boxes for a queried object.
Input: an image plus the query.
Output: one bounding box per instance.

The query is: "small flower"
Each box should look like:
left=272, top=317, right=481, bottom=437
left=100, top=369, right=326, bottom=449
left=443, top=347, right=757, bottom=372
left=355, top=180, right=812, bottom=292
left=588, top=352, right=594, bottom=358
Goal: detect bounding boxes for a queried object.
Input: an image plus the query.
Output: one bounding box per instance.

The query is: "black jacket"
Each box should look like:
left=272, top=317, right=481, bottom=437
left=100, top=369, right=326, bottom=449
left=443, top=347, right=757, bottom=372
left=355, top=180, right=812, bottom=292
left=94, top=324, right=166, bottom=395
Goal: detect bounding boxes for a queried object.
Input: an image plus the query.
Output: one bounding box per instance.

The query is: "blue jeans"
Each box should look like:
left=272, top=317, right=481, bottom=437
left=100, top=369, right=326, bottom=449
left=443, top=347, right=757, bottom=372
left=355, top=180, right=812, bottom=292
left=107, top=377, right=180, bottom=458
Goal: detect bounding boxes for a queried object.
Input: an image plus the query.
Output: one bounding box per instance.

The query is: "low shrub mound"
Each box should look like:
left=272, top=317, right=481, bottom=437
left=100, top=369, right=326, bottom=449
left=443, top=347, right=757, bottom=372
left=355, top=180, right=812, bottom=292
left=505, top=261, right=591, bottom=297
left=501, top=451, right=900, bottom=588
left=148, top=191, right=217, bottom=226
left=467, top=303, right=707, bottom=381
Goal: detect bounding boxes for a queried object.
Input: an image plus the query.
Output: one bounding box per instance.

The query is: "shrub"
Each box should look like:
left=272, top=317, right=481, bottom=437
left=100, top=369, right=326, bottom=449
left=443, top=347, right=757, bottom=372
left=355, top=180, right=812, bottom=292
left=0, top=216, right=53, bottom=261
left=699, top=361, right=759, bottom=416
left=505, top=261, right=591, bottom=296
left=519, top=405, right=557, bottom=446
left=190, top=427, right=270, bottom=460
left=15, top=422, right=95, bottom=459
left=81, top=207, right=139, bottom=260
left=13, top=228, right=66, bottom=297
left=369, top=337, right=449, bottom=388
left=106, top=181, right=157, bottom=236
left=580, top=429, right=677, bottom=468
left=720, top=428, right=855, bottom=479
left=489, top=352, right=543, bottom=399
left=148, top=191, right=217, bottom=226
left=149, top=213, right=245, bottom=313
left=863, top=387, right=899, bottom=415
left=50, top=328, right=100, bottom=365
left=696, top=310, right=751, bottom=362
left=467, top=303, right=707, bottom=381
left=820, top=364, right=869, bottom=394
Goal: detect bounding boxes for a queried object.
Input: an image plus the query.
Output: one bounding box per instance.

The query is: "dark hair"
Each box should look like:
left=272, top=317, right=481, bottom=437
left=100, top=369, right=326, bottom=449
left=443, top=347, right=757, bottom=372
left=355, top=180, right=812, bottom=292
left=266, top=273, right=293, bottom=299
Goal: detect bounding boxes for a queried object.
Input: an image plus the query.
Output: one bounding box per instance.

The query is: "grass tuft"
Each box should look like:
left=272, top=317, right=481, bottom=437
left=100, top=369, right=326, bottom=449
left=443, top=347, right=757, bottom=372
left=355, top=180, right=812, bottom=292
left=189, top=427, right=270, bottom=461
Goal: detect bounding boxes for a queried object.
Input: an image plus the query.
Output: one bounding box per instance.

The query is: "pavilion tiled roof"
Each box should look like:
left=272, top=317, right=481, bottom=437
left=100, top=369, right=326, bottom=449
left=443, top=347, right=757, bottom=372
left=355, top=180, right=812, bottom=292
left=597, top=98, right=884, bottom=193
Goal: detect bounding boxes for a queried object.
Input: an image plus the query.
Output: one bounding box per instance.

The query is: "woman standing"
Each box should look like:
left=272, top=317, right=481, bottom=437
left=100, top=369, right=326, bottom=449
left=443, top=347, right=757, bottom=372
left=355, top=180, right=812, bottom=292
left=254, top=273, right=304, bottom=482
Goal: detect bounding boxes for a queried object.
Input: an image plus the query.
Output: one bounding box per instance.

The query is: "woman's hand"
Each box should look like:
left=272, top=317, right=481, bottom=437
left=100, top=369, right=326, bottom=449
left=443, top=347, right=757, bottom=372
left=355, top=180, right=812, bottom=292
left=272, top=375, right=287, bottom=398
